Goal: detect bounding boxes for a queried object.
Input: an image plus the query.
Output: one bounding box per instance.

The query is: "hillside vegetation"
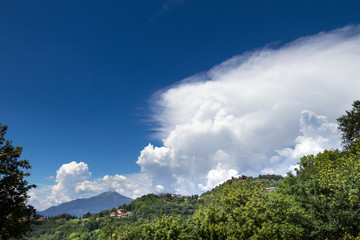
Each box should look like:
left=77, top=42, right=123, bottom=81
left=27, top=175, right=281, bottom=239
left=100, top=142, right=360, bottom=240
left=28, top=141, right=360, bottom=239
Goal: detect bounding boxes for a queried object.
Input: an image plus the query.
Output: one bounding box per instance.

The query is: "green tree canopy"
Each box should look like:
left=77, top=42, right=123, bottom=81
left=0, top=123, right=36, bottom=239
left=277, top=142, right=360, bottom=239
left=337, top=100, right=360, bottom=149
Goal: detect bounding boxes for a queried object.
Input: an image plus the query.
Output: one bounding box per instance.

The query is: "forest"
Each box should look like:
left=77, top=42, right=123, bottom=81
left=27, top=175, right=283, bottom=239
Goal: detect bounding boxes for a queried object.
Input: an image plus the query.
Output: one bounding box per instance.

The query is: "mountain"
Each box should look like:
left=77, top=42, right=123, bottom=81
left=38, top=191, right=133, bottom=217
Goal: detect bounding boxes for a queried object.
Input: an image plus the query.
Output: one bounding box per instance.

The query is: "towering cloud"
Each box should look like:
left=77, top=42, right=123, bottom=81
left=137, top=25, right=360, bottom=195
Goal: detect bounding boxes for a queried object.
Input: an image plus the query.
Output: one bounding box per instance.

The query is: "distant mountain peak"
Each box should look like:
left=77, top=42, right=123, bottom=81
left=38, top=191, right=132, bottom=217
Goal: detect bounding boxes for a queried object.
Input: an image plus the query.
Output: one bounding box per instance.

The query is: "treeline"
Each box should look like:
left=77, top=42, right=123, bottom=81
left=119, top=193, right=203, bottom=220
left=102, top=142, right=360, bottom=239
left=27, top=192, right=204, bottom=239
left=28, top=143, right=360, bottom=240
left=27, top=175, right=281, bottom=239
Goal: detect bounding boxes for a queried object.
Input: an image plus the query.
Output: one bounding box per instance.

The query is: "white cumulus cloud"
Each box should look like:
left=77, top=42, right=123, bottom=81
left=30, top=162, right=151, bottom=210
left=265, top=110, right=342, bottom=175
left=30, top=161, right=91, bottom=210
left=137, top=25, right=360, bottom=195
left=198, top=163, right=238, bottom=191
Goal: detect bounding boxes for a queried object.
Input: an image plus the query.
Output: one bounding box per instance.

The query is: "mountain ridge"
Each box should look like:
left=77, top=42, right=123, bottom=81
left=38, top=191, right=132, bottom=217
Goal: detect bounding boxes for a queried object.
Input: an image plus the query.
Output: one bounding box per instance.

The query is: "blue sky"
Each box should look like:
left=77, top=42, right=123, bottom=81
left=1, top=0, right=360, bottom=210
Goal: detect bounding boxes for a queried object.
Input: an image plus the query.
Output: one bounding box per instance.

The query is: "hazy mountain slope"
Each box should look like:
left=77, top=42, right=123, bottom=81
left=38, top=191, right=132, bottom=217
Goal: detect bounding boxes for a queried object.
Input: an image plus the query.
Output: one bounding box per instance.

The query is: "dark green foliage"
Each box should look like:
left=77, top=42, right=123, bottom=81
left=123, top=193, right=202, bottom=221
left=28, top=193, right=204, bottom=239
left=202, top=175, right=283, bottom=201
left=276, top=143, right=360, bottom=239
left=257, top=174, right=283, bottom=181
left=193, top=179, right=306, bottom=240
left=0, top=124, right=36, bottom=239
left=27, top=215, right=106, bottom=239
left=193, top=180, right=268, bottom=239
left=337, top=100, right=360, bottom=149
left=51, top=213, right=77, bottom=220
left=83, top=212, right=92, bottom=218
left=108, top=216, right=198, bottom=240
left=266, top=189, right=310, bottom=239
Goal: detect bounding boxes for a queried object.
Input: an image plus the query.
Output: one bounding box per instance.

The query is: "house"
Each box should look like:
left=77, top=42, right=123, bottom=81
left=238, top=175, right=247, bottom=181
left=118, top=211, right=132, bottom=218
left=110, top=209, right=132, bottom=218
left=36, top=217, right=46, bottom=221
left=170, top=193, right=190, bottom=198
left=117, top=209, right=124, bottom=214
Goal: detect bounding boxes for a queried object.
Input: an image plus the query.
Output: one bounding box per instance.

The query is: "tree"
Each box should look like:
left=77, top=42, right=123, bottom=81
left=276, top=143, right=360, bottom=239
left=337, top=100, right=360, bottom=149
left=82, top=211, right=92, bottom=218
left=194, top=180, right=274, bottom=240
left=0, top=123, right=36, bottom=239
